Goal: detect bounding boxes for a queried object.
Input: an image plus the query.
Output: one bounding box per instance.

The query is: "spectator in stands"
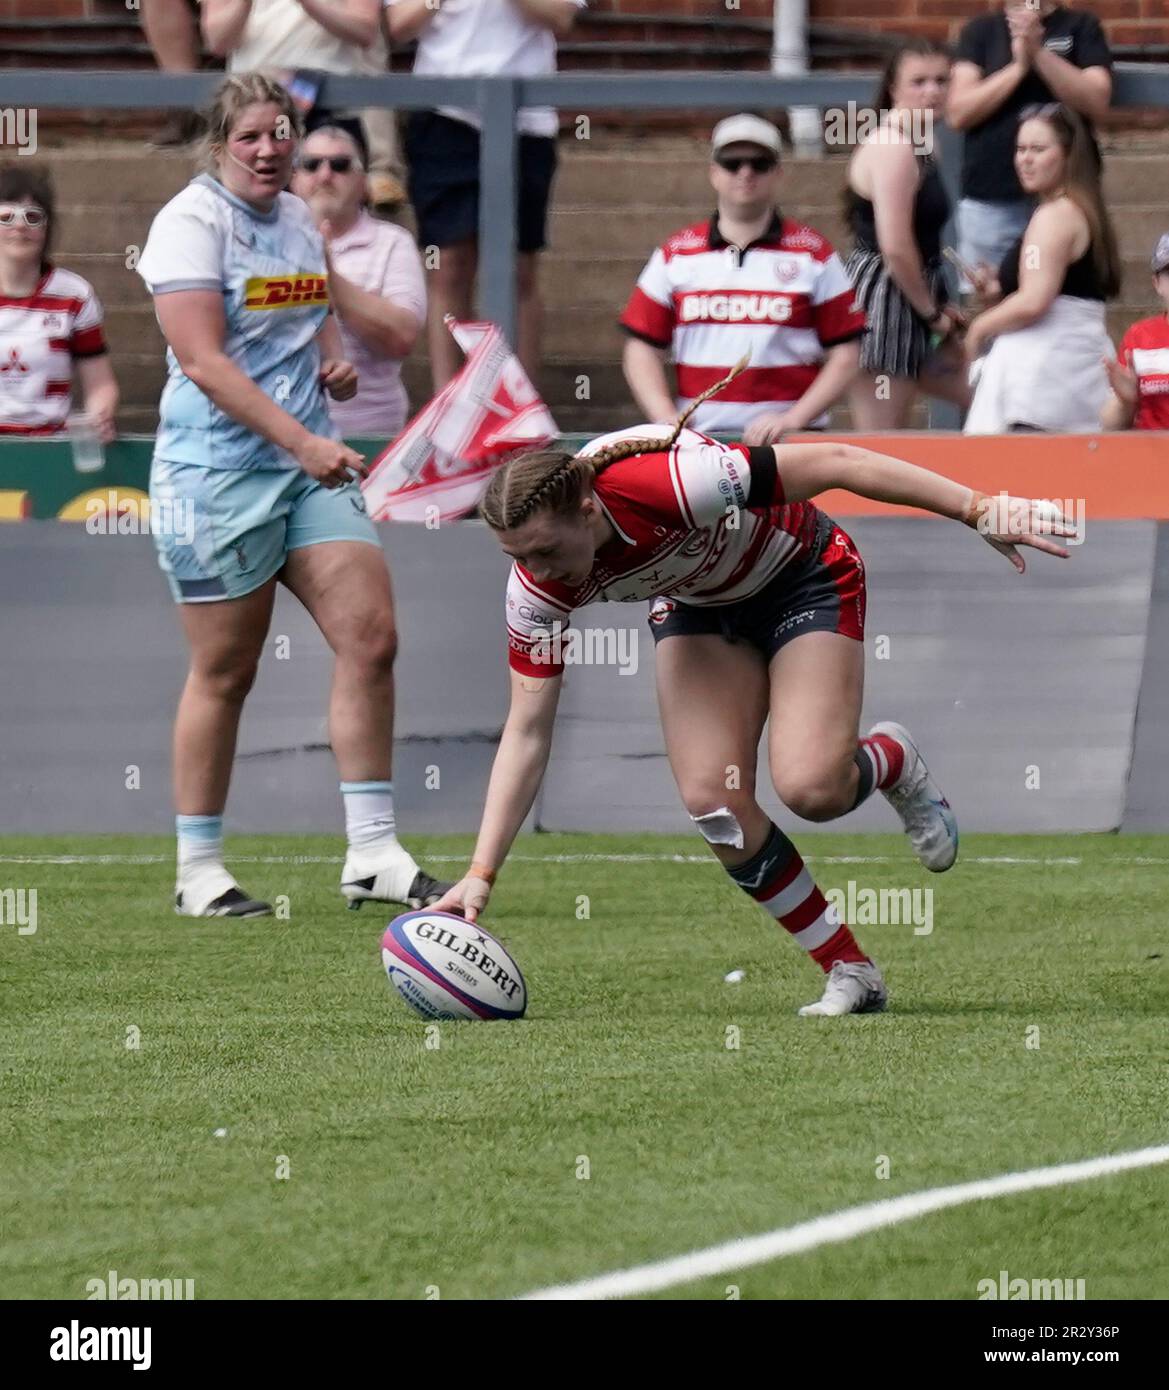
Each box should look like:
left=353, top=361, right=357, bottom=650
left=947, top=1, right=1112, bottom=293
left=200, top=0, right=408, bottom=213
left=292, top=122, right=426, bottom=439
left=620, top=115, right=864, bottom=443
left=963, top=104, right=1120, bottom=434
left=1101, top=234, right=1169, bottom=431
left=0, top=165, right=118, bottom=440
left=385, top=0, right=587, bottom=391
left=844, top=38, right=970, bottom=429
left=142, top=0, right=208, bottom=148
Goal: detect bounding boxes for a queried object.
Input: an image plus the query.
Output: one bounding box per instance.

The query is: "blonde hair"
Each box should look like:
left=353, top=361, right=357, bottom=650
left=480, top=358, right=749, bottom=532
left=202, top=72, right=303, bottom=174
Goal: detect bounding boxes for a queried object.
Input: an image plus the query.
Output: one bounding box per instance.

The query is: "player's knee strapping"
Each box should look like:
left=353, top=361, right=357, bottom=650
left=715, top=818, right=869, bottom=970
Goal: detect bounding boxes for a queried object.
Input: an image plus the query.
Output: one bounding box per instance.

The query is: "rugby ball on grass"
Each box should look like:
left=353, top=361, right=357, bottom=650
left=381, top=910, right=527, bottom=1020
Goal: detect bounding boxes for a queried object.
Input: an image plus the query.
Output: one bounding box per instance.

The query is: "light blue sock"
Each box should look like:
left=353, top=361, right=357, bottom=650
left=176, top=814, right=224, bottom=873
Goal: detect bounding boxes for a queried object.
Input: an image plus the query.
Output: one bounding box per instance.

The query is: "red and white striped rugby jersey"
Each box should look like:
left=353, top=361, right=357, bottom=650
left=1117, top=315, right=1169, bottom=431
left=619, top=211, right=866, bottom=433
left=505, top=424, right=831, bottom=677
left=0, top=265, right=107, bottom=434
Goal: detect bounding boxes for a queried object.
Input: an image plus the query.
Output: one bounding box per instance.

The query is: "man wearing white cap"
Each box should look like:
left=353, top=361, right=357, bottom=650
left=1102, top=232, right=1169, bottom=432
left=620, top=114, right=865, bottom=444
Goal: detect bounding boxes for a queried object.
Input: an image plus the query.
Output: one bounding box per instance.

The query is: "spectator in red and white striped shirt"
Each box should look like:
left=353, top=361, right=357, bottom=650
left=1102, top=232, right=1169, bottom=431
left=619, top=115, right=865, bottom=445
left=0, top=165, right=118, bottom=439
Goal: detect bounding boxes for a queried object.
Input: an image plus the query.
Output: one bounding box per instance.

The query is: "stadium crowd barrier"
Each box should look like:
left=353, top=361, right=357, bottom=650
left=1, top=433, right=1167, bottom=522
left=3, top=64, right=1168, bottom=348
left=4, top=69, right=1169, bottom=835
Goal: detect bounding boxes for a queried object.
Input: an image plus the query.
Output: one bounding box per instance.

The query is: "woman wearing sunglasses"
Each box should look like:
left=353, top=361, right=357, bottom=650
left=291, top=123, right=426, bottom=441
left=0, top=164, right=118, bottom=440
left=135, top=72, right=449, bottom=918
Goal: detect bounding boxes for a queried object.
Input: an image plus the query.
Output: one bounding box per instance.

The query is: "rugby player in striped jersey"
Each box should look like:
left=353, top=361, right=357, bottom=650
left=434, top=371, right=1073, bottom=1015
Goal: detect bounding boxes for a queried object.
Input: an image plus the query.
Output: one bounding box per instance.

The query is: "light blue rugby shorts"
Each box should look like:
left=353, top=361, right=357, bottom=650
left=149, top=458, right=381, bottom=603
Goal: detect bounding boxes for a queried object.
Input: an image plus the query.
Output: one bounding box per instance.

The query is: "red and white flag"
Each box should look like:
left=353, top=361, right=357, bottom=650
left=361, top=318, right=558, bottom=523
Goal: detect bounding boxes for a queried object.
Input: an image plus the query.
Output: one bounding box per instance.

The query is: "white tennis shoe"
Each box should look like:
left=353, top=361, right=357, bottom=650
left=175, top=863, right=271, bottom=917
left=341, top=850, right=452, bottom=911
left=798, top=960, right=888, bottom=1017
left=869, top=720, right=959, bottom=873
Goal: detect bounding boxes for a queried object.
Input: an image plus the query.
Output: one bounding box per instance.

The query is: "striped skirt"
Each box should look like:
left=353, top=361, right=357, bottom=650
left=844, top=248, right=949, bottom=380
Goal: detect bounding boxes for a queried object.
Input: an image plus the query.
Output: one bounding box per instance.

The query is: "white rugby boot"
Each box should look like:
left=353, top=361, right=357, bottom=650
left=341, top=847, right=453, bottom=912
left=868, top=720, right=959, bottom=873
left=798, top=960, right=888, bottom=1017
left=175, top=863, right=271, bottom=918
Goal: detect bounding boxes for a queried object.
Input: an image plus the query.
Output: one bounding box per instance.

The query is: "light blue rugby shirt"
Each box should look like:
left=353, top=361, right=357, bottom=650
left=137, top=173, right=336, bottom=469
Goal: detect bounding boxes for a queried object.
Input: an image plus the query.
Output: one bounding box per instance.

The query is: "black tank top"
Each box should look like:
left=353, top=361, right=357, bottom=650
left=998, top=235, right=1106, bottom=301
left=846, top=152, right=950, bottom=265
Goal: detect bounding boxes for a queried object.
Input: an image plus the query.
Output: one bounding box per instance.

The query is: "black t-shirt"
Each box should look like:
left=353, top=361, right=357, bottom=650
left=956, top=5, right=1112, bottom=202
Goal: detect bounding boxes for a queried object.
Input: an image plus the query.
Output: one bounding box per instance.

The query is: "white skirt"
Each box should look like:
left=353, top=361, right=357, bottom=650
left=964, top=295, right=1113, bottom=434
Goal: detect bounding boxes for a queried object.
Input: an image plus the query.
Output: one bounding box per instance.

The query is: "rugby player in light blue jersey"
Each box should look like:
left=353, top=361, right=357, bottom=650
left=138, top=73, right=449, bottom=918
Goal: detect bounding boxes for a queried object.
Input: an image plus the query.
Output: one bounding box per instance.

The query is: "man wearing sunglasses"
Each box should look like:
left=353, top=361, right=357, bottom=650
left=620, top=114, right=865, bottom=447
left=291, top=124, right=426, bottom=440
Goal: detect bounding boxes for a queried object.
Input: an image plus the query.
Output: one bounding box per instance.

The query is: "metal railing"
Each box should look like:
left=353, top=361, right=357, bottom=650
left=2, top=65, right=1167, bottom=351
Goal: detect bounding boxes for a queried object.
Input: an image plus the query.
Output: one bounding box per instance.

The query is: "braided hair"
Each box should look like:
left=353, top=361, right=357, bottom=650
left=480, top=357, right=749, bottom=531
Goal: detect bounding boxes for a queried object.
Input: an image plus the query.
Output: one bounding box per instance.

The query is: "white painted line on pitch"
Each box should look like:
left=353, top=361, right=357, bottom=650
left=7, top=852, right=1169, bottom=867
left=520, top=1143, right=1169, bottom=1301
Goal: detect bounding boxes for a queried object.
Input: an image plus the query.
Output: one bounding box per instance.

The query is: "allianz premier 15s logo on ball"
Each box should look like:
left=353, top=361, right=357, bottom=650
left=244, top=275, right=329, bottom=310
left=381, top=910, right=528, bottom=1022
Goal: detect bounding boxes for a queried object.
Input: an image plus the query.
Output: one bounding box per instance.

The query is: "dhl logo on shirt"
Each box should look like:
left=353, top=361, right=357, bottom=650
left=244, top=274, right=329, bottom=310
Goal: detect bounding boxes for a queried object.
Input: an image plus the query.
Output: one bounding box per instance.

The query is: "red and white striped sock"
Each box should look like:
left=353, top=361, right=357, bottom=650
left=726, top=822, right=868, bottom=972
left=849, top=732, right=907, bottom=810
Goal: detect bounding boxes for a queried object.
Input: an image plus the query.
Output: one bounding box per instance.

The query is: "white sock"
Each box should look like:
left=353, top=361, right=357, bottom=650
left=341, top=781, right=408, bottom=863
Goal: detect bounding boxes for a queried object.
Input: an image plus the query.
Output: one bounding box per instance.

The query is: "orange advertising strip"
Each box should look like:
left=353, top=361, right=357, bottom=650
left=793, top=432, right=1169, bottom=520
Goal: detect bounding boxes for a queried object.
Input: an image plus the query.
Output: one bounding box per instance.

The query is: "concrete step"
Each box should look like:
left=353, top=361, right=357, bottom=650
left=57, top=134, right=1169, bottom=203
left=98, top=298, right=628, bottom=369
left=547, top=204, right=1169, bottom=263
left=538, top=249, right=1168, bottom=310
left=556, top=145, right=1169, bottom=206
left=41, top=147, right=198, bottom=206
left=40, top=138, right=1169, bottom=223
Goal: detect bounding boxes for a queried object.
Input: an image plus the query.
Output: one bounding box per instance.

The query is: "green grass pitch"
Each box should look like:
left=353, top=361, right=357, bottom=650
left=2, top=831, right=1167, bottom=1301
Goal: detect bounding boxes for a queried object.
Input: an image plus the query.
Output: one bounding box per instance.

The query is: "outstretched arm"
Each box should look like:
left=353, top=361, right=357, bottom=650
left=433, top=669, right=563, bottom=921
left=768, top=440, right=1075, bottom=574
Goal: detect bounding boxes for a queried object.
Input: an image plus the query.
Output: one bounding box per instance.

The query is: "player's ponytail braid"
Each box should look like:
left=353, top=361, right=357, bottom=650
left=480, top=357, right=749, bottom=531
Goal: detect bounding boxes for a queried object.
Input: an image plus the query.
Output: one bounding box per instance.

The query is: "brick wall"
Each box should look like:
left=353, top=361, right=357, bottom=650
left=9, top=0, right=1169, bottom=47
left=589, top=1, right=1169, bottom=48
